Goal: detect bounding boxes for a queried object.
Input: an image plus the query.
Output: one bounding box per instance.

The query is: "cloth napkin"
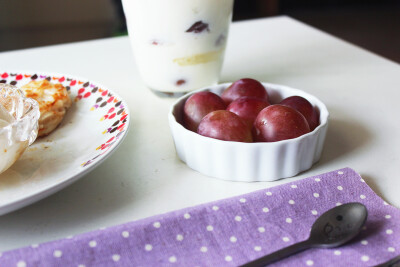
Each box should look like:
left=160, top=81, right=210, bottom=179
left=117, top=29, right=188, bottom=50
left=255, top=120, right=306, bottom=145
left=1, top=168, right=399, bottom=267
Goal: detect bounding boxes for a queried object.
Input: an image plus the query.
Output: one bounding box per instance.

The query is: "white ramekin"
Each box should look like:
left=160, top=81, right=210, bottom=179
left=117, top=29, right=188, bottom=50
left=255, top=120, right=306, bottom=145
left=168, top=82, right=329, bottom=182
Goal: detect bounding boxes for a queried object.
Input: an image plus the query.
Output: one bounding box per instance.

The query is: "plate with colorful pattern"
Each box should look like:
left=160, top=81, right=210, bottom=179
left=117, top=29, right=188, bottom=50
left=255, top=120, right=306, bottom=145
left=0, top=71, right=130, bottom=216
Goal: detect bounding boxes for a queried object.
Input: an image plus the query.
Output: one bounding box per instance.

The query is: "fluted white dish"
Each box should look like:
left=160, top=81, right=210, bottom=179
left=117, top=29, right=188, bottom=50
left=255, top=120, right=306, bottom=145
left=168, top=82, right=329, bottom=182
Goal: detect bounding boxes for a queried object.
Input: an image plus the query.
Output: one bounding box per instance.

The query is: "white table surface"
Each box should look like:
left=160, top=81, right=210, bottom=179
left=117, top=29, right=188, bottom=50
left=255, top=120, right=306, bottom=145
left=0, top=16, right=399, bottom=252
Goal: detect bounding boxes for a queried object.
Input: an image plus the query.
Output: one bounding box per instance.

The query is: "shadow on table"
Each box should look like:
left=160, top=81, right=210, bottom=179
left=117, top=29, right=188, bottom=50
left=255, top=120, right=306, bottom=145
left=0, top=144, right=138, bottom=241
left=359, top=174, right=386, bottom=205
left=318, top=117, right=371, bottom=165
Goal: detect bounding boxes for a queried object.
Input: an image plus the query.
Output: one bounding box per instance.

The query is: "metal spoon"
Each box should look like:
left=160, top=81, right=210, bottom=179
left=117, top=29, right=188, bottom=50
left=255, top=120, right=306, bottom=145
left=241, top=202, right=368, bottom=267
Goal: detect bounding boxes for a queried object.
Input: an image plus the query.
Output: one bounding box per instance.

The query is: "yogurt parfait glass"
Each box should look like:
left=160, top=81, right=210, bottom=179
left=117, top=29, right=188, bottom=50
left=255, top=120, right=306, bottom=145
left=121, top=0, right=234, bottom=97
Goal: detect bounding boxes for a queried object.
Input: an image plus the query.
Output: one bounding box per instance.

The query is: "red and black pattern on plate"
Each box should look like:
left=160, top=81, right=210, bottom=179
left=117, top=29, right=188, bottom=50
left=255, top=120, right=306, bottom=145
left=0, top=72, right=128, bottom=168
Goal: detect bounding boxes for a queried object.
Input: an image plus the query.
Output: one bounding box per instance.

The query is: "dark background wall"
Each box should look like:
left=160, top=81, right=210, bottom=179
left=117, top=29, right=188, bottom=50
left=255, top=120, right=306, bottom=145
left=1, top=0, right=399, bottom=63
left=232, top=0, right=400, bottom=62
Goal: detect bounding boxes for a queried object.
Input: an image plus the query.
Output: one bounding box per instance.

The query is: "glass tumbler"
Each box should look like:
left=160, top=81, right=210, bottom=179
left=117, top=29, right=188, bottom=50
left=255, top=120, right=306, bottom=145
left=121, top=0, right=234, bottom=96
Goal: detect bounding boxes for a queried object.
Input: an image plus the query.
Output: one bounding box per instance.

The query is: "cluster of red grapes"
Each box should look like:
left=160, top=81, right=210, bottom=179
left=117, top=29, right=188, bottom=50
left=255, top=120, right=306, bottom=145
left=182, top=78, right=319, bottom=142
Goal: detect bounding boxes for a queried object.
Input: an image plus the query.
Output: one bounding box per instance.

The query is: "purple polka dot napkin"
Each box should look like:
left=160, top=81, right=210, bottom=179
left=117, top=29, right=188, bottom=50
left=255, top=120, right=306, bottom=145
left=1, top=168, right=399, bottom=267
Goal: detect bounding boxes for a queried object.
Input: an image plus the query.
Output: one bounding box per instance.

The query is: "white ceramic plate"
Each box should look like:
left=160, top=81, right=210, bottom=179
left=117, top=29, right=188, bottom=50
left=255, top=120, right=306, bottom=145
left=0, top=71, right=130, bottom=216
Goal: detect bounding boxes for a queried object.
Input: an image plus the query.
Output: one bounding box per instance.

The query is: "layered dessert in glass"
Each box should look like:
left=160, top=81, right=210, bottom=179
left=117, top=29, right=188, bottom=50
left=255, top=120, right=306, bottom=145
left=122, top=0, right=234, bottom=96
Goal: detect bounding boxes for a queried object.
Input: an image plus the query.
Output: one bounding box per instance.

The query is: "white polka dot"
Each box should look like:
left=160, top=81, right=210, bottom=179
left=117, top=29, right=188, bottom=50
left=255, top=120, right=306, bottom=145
left=176, top=234, right=184, bottom=241
left=336, top=202, right=342, bottom=206
left=361, top=240, right=368, bottom=245
left=386, top=229, right=393, bottom=234
left=31, top=244, right=39, bottom=248
left=66, top=235, right=74, bottom=239
left=112, top=254, right=120, bottom=262
left=388, top=247, right=395, bottom=252
left=361, top=255, right=369, bottom=262
left=197, top=246, right=207, bottom=253
left=289, top=200, right=295, bottom=205
left=53, top=250, right=62, bottom=258
left=338, top=171, right=344, bottom=175
left=169, top=256, right=177, bottom=263
left=384, top=201, right=389, bottom=205
left=212, top=206, right=219, bottom=211
left=360, top=195, right=366, bottom=199
left=183, top=213, right=191, bottom=219
left=235, top=216, right=242, bottom=222
left=311, top=210, right=318, bottom=215
left=254, top=246, right=262, bottom=252
left=78, top=265, right=86, bottom=267
left=230, top=236, right=237, bottom=243
left=291, top=185, right=297, bottom=188
left=122, top=231, right=129, bottom=238
left=315, top=178, right=321, bottom=182
left=313, top=193, right=319, bottom=198
left=258, top=227, right=265, bottom=233
left=360, top=178, right=365, bottom=183
left=89, top=240, right=97, bottom=247
left=337, top=186, right=343, bottom=191
left=239, top=198, right=246, bottom=203
left=282, top=237, right=290, bottom=242
left=306, top=260, right=314, bottom=266
left=262, top=207, right=269, bottom=213
left=265, top=191, right=272, bottom=196
left=286, top=218, right=292, bottom=223
left=153, top=222, right=161, bottom=228
left=207, top=225, right=213, bottom=231
left=17, top=261, right=26, bottom=267
left=385, top=215, right=391, bottom=219
left=334, top=250, right=341, bottom=255
left=145, top=244, right=153, bottom=251
left=225, top=256, right=232, bottom=262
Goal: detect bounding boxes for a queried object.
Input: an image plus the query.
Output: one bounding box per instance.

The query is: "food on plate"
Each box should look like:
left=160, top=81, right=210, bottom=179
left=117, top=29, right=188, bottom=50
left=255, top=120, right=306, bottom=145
left=0, top=83, right=39, bottom=174
left=227, top=97, right=270, bottom=129
left=197, top=110, right=252, bottom=142
left=21, top=80, right=71, bottom=137
left=280, top=96, right=319, bottom=130
left=183, top=91, right=226, bottom=131
left=253, top=105, right=310, bottom=142
left=221, top=78, right=269, bottom=105
left=181, top=78, right=319, bottom=143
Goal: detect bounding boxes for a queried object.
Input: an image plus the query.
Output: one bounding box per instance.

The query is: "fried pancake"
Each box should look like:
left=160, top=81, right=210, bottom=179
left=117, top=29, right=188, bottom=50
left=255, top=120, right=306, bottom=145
left=21, top=80, right=71, bottom=137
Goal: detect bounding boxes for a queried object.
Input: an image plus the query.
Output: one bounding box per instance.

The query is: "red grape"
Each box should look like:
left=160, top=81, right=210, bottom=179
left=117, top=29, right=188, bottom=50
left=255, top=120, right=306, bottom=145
left=227, top=97, right=270, bottom=129
left=221, top=78, right=268, bottom=105
left=253, top=105, right=310, bottom=142
left=197, top=110, right=253, bottom=142
left=280, top=96, right=319, bottom=130
left=183, top=91, right=226, bottom=131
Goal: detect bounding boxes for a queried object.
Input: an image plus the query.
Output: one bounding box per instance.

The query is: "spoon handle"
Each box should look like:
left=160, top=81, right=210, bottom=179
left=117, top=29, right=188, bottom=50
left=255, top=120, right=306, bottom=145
left=240, top=239, right=312, bottom=267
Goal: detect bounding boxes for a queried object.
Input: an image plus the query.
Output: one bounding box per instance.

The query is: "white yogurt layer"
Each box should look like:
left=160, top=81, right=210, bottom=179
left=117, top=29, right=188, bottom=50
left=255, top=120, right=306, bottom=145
left=122, top=0, right=234, bottom=93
